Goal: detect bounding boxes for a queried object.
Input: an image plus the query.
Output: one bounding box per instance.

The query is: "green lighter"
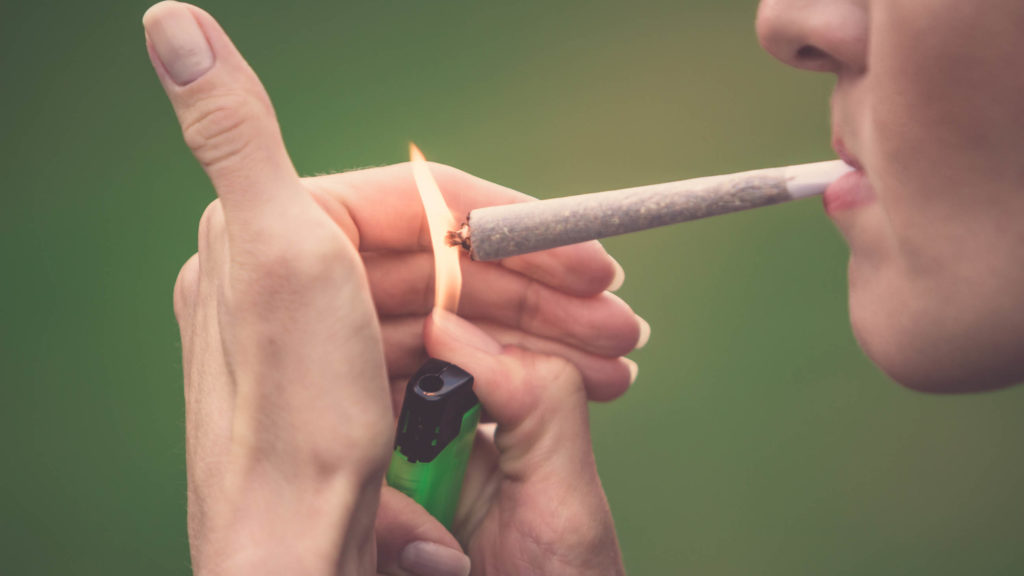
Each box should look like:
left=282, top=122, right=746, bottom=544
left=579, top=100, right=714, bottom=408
left=386, top=358, right=481, bottom=529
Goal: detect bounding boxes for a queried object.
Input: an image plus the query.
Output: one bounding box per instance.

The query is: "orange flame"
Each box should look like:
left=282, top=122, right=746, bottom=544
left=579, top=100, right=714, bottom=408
left=410, top=143, right=462, bottom=313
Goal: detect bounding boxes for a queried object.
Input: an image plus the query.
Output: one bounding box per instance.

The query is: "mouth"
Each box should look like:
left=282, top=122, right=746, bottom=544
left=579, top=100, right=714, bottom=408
left=824, top=137, right=875, bottom=216
left=832, top=136, right=864, bottom=171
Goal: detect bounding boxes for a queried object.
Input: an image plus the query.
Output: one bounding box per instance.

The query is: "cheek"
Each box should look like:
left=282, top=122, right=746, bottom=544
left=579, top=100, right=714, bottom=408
left=842, top=0, right=1024, bottom=389
left=867, top=0, right=1024, bottom=249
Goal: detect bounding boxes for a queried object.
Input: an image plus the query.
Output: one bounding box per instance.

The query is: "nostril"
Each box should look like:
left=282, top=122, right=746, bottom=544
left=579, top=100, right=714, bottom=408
left=756, top=0, right=867, bottom=75
left=796, top=45, right=828, bottom=62
left=792, top=44, right=841, bottom=72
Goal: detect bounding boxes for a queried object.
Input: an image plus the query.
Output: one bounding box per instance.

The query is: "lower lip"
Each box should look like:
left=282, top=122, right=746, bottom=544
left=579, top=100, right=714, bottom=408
left=823, top=169, right=875, bottom=216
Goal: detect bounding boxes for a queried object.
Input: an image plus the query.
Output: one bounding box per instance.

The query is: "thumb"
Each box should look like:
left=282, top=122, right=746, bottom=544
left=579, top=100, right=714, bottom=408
left=143, top=1, right=303, bottom=229
left=376, top=486, right=472, bottom=576
left=425, top=310, right=598, bottom=483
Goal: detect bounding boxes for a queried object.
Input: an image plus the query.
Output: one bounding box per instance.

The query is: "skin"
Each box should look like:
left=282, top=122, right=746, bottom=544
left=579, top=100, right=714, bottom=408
left=151, top=0, right=1024, bottom=573
left=146, top=2, right=634, bottom=574
left=757, top=0, right=1024, bottom=392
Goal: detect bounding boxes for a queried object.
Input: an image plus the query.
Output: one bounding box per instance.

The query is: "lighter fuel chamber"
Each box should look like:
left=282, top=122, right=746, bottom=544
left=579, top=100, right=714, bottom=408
left=386, top=359, right=480, bottom=529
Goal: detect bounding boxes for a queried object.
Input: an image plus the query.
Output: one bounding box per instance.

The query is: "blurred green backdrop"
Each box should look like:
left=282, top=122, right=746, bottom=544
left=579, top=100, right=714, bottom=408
left=3, top=0, right=1023, bottom=574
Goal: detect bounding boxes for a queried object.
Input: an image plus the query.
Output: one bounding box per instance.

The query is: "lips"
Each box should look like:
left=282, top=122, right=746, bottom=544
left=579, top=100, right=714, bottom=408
left=832, top=137, right=863, bottom=171
left=825, top=137, right=875, bottom=216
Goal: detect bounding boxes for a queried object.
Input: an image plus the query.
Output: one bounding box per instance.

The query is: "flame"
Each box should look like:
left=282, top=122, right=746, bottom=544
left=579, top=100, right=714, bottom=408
left=410, top=143, right=462, bottom=313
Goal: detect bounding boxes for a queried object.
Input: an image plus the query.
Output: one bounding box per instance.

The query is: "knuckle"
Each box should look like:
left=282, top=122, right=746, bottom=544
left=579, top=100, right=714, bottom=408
left=173, top=255, right=200, bottom=323
left=515, top=279, right=544, bottom=331
left=536, top=353, right=582, bottom=387
left=197, top=200, right=224, bottom=251
left=425, top=160, right=461, bottom=178
left=425, top=161, right=469, bottom=189
left=513, top=349, right=584, bottom=401
left=180, top=91, right=268, bottom=169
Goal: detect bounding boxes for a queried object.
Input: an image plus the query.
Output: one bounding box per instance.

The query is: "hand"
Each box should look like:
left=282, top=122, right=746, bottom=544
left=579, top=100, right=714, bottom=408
left=375, top=311, right=626, bottom=576
left=146, top=2, right=391, bottom=574
left=304, top=165, right=645, bottom=407
left=145, top=2, right=644, bottom=574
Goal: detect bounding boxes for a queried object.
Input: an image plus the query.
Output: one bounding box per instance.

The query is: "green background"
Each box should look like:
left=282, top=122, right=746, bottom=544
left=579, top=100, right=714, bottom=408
left=3, top=0, right=1022, bottom=573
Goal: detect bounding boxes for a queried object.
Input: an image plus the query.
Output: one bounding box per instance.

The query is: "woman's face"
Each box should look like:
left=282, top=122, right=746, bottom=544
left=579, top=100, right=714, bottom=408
left=756, top=0, right=1024, bottom=392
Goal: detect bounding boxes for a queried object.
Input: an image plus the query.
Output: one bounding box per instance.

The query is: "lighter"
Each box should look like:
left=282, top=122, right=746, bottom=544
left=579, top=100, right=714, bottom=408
left=386, top=358, right=481, bottom=529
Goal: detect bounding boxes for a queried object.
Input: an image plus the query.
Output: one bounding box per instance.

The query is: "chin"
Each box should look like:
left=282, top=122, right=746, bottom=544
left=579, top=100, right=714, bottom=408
left=848, top=282, right=1023, bottom=395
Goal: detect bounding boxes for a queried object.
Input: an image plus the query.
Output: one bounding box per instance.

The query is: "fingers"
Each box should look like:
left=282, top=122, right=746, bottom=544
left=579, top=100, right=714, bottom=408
left=461, top=264, right=640, bottom=356
left=182, top=274, right=236, bottom=498
left=173, top=252, right=199, bottom=407
left=452, top=427, right=501, bottom=541
left=425, top=310, right=625, bottom=572
left=365, top=251, right=644, bottom=358
left=143, top=1, right=305, bottom=232
left=197, top=200, right=228, bottom=284
left=380, top=316, right=431, bottom=381
left=305, top=165, right=620, bottom=297
left=500, top=245, right=624, bottom=301
left=361, top=252, right=435, bottom=317
left=376, top=487, right=471, bottom=576
left=380, top=317, right=635, bottom=402
left=424, top=311, right=600, bottom=482
left=173, top=252, right=200, bottom=332
left=473, top=321, right=637, bottom=402
left=306, top=164, right=519, bottom=253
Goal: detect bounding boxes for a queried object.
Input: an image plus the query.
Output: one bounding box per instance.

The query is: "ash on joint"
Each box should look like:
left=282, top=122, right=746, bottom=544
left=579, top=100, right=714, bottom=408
left=445, top=224, right=471, bottom=251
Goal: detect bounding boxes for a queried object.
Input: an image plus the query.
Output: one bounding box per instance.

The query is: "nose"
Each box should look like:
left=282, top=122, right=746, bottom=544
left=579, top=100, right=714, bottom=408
left=756, top=0, right=868, bottom=74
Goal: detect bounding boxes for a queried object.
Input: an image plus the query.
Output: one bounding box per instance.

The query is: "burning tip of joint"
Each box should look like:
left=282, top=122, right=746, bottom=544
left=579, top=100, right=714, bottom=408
left=446, top=224, right=471, bottom=251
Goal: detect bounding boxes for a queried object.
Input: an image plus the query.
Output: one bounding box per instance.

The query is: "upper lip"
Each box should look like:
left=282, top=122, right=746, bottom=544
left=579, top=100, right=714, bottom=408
left=832, top=136, right=864, bottom=171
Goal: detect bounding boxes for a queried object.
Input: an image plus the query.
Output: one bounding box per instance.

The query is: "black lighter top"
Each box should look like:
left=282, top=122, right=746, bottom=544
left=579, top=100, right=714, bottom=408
left=394, top=358, right=479, bottom=463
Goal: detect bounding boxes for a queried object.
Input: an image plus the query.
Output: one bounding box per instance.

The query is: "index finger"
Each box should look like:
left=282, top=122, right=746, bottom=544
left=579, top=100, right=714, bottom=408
left=306, top=163, right=623, bottom=297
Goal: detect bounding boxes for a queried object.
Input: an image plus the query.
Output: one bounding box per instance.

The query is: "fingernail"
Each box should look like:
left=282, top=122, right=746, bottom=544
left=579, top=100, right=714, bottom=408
left=399, top=541, right=471, bottom=576
left=623, top=358, right=639, bottom=385
left=143, top=2, right=214, bottom=85
left=635, top=316, right=651, bottom=349
left=431, top=309, right=503, bottom=354
left=607, top=258, right=626, bottom=292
